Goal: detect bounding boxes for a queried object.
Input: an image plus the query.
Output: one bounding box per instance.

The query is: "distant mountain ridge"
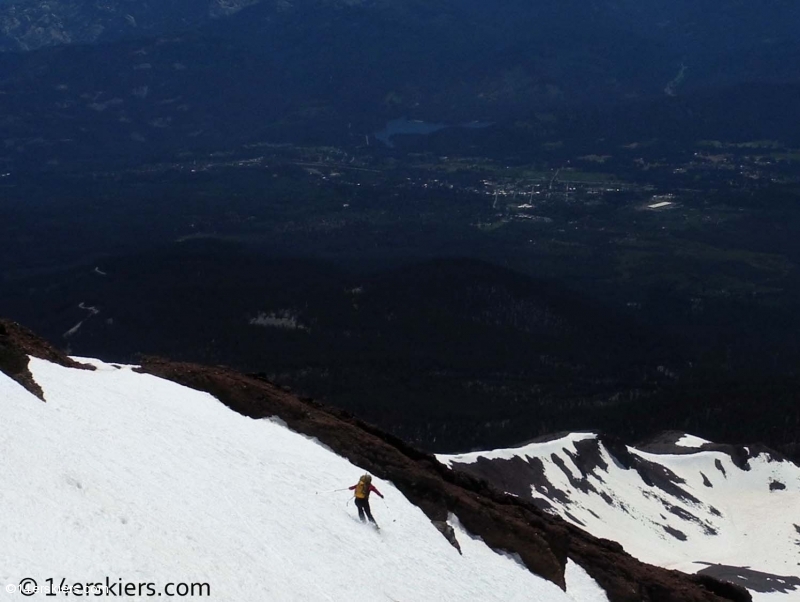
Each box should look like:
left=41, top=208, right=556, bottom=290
left=3, top=0, right=798, bottom=57
left=440, top=431, right=800, bottom=601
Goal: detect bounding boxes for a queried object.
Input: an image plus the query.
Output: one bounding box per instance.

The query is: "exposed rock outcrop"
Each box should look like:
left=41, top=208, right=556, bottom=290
left=0, top=319, right=93, bottom=400
left=431, top=520, right=462, bottom=555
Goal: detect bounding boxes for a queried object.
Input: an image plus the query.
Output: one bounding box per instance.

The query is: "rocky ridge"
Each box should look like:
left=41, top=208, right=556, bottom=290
left=0, top=318, right=750, bottom=602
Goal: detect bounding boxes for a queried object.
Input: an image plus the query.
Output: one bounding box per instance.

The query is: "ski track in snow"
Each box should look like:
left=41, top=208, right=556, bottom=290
left=0, top=358, right=606, bottom=601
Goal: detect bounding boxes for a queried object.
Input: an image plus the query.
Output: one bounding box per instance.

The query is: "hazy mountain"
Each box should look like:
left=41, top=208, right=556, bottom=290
left=1, top=0, right=799, bottom=172
left=0, top=0, right=260, bottom=51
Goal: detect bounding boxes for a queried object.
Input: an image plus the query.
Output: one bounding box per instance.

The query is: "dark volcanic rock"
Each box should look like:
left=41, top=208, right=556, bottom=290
left=0, top=319, right=93, bottom=399
left=638, top=430, right=700, bottom=455
left=601, top=433, right=702, bottom=505
left=662, top=525, right=688, bottom=541
left=698, top=444, right=752, bottom=472
left=451, top=454, right=561, bottom=511
left=570, top=438, right=610, bottom=477
left=551, top=452, right=599, bottom=496
left=639, top=432, right=790, bottom=473
left=693, top=574, right=754, bottom=602
left=599, top=434, right=637, bottom=469
left=139, top=356, right=750, bottom=602
left=432, top=520, right=462, bottom=555
left=696, top=565, right=800, bottom=596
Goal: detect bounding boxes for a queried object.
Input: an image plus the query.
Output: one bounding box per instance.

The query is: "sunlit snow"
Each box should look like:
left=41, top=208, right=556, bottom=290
left=0, top=358, right=607, bottom=601
left=675, top=434, right=710, bottom=448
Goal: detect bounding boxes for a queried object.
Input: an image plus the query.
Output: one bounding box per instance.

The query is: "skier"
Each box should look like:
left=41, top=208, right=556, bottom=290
left=349, top=473, right=384, bottom=527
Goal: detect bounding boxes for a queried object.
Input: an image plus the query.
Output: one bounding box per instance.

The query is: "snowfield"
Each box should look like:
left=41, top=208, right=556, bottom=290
left=441, top=433, right=800, bottom=602
left=0, top=358, right=607, bottom=601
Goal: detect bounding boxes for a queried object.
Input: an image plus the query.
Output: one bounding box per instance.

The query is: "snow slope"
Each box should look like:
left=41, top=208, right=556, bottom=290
left=440, top=433, right=800, bottom=602
left=0, top=358, right=608, bottom=601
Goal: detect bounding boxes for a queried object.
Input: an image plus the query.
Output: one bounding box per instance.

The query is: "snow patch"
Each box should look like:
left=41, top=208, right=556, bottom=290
left=675, top=434, right=710, bottom=448
left=565, top=560, right=610, bottom=602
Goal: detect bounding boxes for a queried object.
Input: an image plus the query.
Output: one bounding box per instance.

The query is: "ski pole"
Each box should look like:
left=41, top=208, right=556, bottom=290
left=315, top=488, right=350, bottom=495
left=380, top=497, right=396, bottom=522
